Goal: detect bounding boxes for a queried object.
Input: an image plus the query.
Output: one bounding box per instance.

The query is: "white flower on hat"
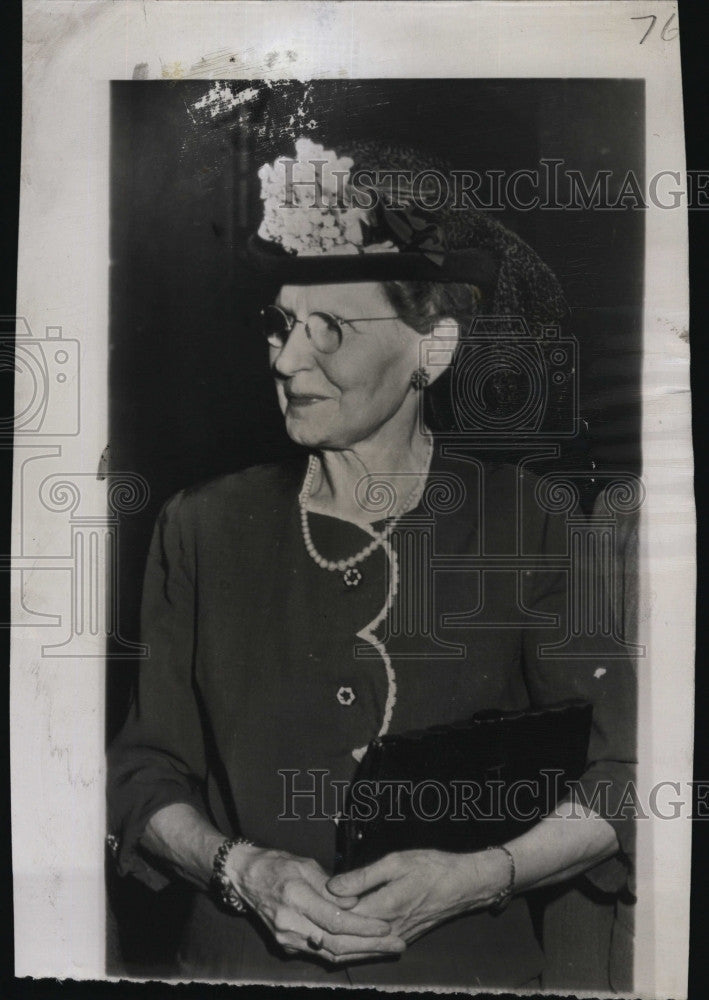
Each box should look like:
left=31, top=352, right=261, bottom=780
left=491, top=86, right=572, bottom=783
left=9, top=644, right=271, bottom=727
left=256, top=138, right=398, bottom=257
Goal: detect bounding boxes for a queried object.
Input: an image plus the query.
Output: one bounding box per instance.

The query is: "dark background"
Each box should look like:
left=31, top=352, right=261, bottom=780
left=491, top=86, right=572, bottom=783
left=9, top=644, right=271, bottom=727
left=106, top=78, right=645, bottom=973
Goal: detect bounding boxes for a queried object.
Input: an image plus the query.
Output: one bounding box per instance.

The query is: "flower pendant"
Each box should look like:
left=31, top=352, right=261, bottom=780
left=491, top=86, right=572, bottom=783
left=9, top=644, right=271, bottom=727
left=343, top=567, right=362, bottom=588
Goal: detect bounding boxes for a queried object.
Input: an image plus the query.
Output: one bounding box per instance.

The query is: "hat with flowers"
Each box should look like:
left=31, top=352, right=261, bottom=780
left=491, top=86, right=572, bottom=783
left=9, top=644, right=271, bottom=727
left=244, top=136, right=567, bottom=331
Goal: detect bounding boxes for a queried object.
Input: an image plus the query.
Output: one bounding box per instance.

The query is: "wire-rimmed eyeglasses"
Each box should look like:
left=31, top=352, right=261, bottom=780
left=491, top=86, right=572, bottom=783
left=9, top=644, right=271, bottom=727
left=260, top=304, right=400, bottom=355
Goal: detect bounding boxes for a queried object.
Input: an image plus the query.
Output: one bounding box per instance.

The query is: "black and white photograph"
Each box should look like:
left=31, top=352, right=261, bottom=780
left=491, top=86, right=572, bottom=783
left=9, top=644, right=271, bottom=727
left=9, top=2, right=693, bottom=997
left=106, top=77, right=642, bottom=991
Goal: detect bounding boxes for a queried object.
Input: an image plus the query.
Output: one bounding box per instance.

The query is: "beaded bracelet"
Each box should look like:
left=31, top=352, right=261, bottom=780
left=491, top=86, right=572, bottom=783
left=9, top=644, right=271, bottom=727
left=211, top=837, right=254, bottom=912
left=486, top=844, right=516, bottom=914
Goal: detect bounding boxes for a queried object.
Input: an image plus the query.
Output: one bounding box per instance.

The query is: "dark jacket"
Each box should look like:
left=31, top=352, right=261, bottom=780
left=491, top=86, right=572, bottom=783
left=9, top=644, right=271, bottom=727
left=108, top=447, right=636, bottom=986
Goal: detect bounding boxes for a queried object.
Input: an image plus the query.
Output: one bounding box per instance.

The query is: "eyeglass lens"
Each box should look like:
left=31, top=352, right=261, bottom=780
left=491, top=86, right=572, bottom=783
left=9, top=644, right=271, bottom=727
left=260, top=305, right=342, bottom=354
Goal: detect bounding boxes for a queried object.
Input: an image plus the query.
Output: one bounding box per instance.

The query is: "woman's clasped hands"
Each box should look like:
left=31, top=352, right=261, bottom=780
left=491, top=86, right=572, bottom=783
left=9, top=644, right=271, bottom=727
left=227, top=846, right=406, bottom=964
left=230, top=845, right=506, bottom=964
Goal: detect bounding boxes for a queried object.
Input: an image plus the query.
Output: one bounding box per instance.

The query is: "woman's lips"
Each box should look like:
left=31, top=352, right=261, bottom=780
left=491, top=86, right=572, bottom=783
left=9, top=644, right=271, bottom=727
left=285, top=393, right=329, bottom=407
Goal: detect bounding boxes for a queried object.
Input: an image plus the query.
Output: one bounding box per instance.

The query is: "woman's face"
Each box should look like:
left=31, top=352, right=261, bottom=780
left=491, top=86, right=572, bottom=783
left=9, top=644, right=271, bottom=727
left=270, top=282, right=424, bottom=450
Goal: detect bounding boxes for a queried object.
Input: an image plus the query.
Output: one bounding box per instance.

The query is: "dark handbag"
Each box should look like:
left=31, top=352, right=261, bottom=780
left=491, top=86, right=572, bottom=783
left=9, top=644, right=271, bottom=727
left=334, top=699, right=592, bottom=874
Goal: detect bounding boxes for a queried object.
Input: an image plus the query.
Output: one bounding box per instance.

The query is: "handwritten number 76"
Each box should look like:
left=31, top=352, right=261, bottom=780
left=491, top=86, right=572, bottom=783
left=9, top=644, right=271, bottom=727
left=631, top=12, right=678, bottom=45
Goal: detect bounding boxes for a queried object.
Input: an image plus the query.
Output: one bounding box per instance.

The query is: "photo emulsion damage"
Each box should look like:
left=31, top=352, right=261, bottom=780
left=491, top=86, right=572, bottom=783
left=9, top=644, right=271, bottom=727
left=105, top=79, right=643, bottom=990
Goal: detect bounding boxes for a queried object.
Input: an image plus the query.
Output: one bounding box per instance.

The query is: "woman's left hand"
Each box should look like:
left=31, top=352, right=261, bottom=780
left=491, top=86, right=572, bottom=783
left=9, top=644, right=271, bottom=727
left=326, top=849, right=507, bottom=944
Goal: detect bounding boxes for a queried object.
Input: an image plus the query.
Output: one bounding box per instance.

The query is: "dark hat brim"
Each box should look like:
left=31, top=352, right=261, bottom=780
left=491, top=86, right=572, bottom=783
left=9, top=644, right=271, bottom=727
left=239, top=234, right=499, bottom=295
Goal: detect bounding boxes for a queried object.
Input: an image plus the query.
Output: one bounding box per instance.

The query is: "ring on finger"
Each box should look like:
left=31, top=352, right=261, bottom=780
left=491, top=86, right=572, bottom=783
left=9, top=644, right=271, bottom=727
left=307, top=933, right=324, bottom=951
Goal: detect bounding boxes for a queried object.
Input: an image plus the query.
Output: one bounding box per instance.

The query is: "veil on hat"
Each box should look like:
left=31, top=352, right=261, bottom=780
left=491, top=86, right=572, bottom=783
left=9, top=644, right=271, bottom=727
left=242, top=136, right=568, bottom=333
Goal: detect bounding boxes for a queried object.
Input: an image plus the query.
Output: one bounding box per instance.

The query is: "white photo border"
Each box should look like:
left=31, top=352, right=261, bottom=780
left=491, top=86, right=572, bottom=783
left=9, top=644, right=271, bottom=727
left=12, top=2, right=691, bottom=996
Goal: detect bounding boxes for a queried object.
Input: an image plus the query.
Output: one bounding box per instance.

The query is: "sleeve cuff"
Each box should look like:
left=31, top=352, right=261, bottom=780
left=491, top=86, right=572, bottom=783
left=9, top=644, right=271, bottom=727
left=106, top=830, right=171, bottom=891
left=573, top=763, right=636, bottom=896
left=107, top=783, right=209, bottom=892
left=584, top=851, right=632, bottom=896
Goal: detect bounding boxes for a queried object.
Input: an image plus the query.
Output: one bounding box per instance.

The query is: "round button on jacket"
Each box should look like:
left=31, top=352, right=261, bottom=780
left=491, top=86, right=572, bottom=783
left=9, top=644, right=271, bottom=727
left=336, top=686, right=356, bottom=706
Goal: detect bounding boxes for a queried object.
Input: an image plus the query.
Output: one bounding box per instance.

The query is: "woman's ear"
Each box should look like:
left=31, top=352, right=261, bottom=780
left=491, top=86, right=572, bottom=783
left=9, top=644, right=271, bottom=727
left=422, top=317, right=460, bottom=386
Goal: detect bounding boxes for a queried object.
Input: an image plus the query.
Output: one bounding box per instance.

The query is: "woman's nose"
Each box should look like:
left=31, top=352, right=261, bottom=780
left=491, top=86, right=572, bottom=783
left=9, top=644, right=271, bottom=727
left=272, top=319, right=316, bottom=377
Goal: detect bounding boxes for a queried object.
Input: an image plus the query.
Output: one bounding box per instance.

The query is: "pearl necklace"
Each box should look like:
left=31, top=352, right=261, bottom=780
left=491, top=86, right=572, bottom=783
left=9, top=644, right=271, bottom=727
left=299, top=433, right=434, bottom=587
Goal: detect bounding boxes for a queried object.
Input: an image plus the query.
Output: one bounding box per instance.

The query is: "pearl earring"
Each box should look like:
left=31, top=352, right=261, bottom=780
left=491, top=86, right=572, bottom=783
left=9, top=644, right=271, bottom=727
left=410, top=367, right=430, bottom=391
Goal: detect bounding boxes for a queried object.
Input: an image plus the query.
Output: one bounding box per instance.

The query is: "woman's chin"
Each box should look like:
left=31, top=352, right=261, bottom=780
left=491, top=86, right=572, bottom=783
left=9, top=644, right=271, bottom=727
left=284, top=414, right=332, bottom=449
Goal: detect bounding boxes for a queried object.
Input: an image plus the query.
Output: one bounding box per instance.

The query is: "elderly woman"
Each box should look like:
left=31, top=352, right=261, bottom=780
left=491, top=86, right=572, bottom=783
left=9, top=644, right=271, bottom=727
left=108, top=138, right=636, bottom=988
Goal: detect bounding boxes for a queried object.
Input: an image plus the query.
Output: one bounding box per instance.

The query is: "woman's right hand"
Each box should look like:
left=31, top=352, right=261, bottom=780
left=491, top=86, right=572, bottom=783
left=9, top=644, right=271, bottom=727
left=226, top=844, right=407, bottom=964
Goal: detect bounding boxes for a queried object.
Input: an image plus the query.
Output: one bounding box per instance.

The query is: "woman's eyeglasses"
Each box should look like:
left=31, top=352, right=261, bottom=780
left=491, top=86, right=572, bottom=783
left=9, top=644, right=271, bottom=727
left=260, top=304, right=400, bottom=355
